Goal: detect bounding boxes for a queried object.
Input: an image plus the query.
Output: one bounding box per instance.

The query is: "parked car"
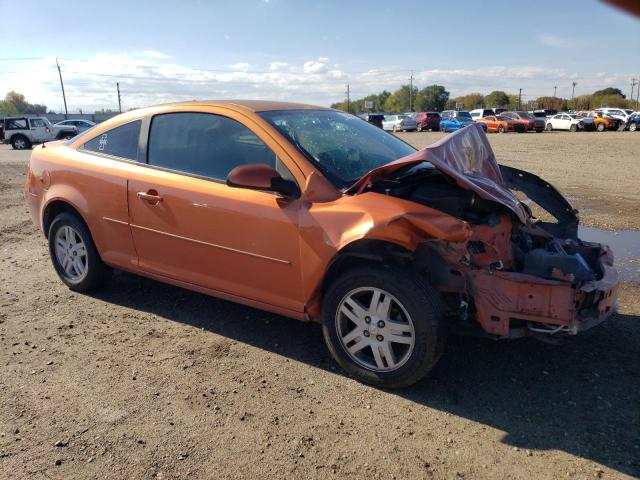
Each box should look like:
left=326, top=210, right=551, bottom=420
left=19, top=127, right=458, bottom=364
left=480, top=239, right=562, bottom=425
left=625, top=112, right=640, bottom=131
left=477, top=115, right=527, bottom=133
left=545, top=114, right=584, bottom=132
left=412, top=112, right=441, bottom=132
left=382, top=114, right=417, bottom=132
left=2, top=116, right=77, bottom=149
left=25, top=101, right=619, bottom=388
left=576, top=111, right=619, bottom=131
left=594, top=107, right=629, bottom=124
left=439, top=110, right=487, bottom=132
left=500, top=111, right=545, bottom=132
left=54, top=119, right=96, bottom=132
left=531, top=109, right=558, bottom=120
left=469, top=109, right=495, bottom=121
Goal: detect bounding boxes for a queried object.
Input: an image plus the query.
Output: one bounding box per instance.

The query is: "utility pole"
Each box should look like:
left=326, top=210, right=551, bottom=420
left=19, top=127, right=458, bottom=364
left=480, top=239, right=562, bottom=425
left=117, top=82, right=122, bottom=113
left=518, top=88, right=522, bottom=110
left=56, top=58, right=68, bottom=119
left=409, top=70, right=414, bottom=112
left=553, top=85, right=557, bottom=97
left=571, top=81, right=577, bottom=101
left=630, top=78, right=637, bottom=105
left=636, top=75, right=640, bottom=109
left=345, top=84, right=350, bottom=113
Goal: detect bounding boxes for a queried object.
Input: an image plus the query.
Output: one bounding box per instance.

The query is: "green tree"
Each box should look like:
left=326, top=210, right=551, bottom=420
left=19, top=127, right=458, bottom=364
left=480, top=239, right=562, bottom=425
left=384, top=85, right=419, bottom=112
left=461, top=93, right=484, bottom=110
left=415, top=85, right=449, bottom=112
left=1, top=91, right=47, bottom=114
left=592, top=87, right=625, bottom=98
left=484, top=90, right=510, bottom=108
left=590, top=94, right=630, bottom=108
left=535, top=96, right=568, bottom=111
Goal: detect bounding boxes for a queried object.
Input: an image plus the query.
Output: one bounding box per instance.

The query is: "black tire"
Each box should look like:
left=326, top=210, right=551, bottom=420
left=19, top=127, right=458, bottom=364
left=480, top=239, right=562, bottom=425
left=11, top=135, right=31, bottom=150
left=48, top=212, right=112, bottom=291
left=439, top=124, right=446, bottom=133
left=416, top=123, right=423, bottom=132
left=546, top=123, right=553, bottom=131
left=570, top=124, right=577, bottom=132
left=321, top=265, right=447, bottom=388
left=630, top=122, right=637, bottom=132
left=498, top=125, right=505, bottom=133
left=596, top=122, right=605, bottom=132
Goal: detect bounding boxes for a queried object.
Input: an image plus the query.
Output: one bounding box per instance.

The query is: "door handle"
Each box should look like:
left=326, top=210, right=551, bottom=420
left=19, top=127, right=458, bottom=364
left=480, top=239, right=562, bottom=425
left=137, top=190, right=163, bottom=205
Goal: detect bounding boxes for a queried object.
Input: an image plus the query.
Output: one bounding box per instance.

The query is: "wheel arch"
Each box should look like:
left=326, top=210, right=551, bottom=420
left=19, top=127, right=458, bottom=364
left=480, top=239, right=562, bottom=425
left=42, top=198, right=91, bottom=239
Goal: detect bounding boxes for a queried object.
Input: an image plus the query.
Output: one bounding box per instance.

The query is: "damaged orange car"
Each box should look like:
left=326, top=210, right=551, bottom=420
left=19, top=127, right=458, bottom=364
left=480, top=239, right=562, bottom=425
left=25, top=101, right=619, bottom=388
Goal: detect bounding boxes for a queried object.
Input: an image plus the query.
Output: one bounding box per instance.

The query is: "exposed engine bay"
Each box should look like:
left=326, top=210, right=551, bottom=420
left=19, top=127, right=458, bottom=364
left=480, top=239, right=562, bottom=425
left=354, top=124, right=619, bottom=338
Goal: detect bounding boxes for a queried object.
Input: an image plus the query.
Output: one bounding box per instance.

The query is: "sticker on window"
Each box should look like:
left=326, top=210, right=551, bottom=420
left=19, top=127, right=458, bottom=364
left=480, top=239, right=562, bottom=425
left=98, top=134, right=108, bottom=151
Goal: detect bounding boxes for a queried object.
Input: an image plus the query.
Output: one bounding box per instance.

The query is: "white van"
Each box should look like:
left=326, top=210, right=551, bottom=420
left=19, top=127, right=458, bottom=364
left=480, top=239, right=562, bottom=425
left=469, top=108, right=495, bottom=121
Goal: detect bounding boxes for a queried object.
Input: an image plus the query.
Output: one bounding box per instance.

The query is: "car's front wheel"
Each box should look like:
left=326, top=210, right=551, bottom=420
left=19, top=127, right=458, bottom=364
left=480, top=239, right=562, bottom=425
left=570, top=124, right=577, bottom=132
left=498, top=125, right=505, bottom=133
left=546, top=123, right=553, bottom=131
left=322, top=266, right=447, bottom=388
left=630, top=122, right=637, bottom=132
left=48, top=212, right=112, bottom=291
left=596, top=122, right=605, bottom=132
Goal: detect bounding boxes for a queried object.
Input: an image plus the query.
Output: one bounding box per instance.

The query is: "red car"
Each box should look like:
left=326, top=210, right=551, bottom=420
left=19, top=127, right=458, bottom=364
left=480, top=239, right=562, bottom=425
left=501, top=111, right=546, bottom=132
left=413, top=112, right=441, bottom=132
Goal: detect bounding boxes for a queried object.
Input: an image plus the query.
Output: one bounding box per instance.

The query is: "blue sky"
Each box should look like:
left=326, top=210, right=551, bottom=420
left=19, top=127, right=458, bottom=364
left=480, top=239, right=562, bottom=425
left=0, top=0, right=638, bottom=112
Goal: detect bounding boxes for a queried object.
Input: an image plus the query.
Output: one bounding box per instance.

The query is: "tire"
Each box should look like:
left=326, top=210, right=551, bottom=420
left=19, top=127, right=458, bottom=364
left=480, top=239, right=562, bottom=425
left=570, top=124, right=577, bottom=132
left=416, top=123, right=423, bottom=132
left=48, top=212, right=112, bottom=291
left=630, top=122, right=637, bottom=132
left=11, top=135, right=31, bottom=150
left=392, top=125, right=398, bottom=133
left=498, top=125, right=505, bottom=133
left=439, top=124, right=446, bottom=133
left=546, top=123, right=553, bottom=132
left=596, top=122, right=605, bottom=132
left=321, top=265, right=447, bottom=388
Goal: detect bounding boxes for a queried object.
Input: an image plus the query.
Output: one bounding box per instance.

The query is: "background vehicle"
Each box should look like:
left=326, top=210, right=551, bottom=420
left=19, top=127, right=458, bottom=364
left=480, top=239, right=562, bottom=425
left=439, top=110, right=487, bottom=132
left=412, top=112, right=441, bottom=131
left=470, top=109, right=495, bottom=121
left=477, top=115, right=526, bottom=133
left=2, top=116, right=77, bottom=149
left=577, top=111, right=619, bottom=131
left=545, top=113, right=584, bottom=132
left=625, top=112, right=640, bottom=131
left=54, top=119, right=96, bottom=132
left=531, top=109, right=558, bottom=120
left=382, top=114, right=417, bottom=132
left=594, top=107, right=629, bottom=123
left=501, top=111, right=545, bottom=132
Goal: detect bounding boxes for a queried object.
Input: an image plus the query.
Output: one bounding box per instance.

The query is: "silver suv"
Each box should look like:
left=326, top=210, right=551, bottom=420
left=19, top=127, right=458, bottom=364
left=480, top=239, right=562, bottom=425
left=1, top=116, right=77, bottom=150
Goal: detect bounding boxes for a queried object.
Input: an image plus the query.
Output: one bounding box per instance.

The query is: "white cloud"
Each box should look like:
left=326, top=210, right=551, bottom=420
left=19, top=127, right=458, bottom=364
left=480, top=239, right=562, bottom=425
left=2, top=53, right=634, bottom=112
left=141, top=50, right=172, bottom=59
left=538, top=33, right=573, bottom=48
left=228, top=62, right=251, bottom=72
left=269, top=61, right=289, bottom=71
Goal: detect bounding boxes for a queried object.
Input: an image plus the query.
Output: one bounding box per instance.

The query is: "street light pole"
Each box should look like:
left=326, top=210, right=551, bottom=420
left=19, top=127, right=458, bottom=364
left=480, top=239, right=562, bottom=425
left=55, top=58, right=68, bottom=119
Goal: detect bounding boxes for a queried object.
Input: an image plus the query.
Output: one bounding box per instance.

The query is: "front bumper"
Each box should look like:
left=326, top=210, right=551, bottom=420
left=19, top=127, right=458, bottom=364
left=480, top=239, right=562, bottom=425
left=468, top=261, right=619, bottom=338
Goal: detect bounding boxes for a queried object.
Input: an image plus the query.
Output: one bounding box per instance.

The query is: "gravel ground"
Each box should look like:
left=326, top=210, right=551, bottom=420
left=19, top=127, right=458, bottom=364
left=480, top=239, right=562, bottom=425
left=1, top=131, right=639, bottom=480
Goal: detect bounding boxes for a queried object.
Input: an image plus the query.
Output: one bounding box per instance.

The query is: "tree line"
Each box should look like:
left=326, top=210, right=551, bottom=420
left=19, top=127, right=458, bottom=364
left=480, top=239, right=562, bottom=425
left=331, top=85, right=637, bottom=113
left=0, top=91, right=47, bottom=115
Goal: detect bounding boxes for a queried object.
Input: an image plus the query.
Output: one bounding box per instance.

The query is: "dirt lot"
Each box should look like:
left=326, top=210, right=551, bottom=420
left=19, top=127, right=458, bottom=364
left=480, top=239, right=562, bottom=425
left=1, top=132, right=639, bottom=480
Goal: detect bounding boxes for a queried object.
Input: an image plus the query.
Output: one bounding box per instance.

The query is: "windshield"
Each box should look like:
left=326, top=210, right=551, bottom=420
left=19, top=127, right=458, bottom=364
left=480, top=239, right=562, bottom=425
left=259, top=110, right=416, bottom=189
left=517, top=111, right=534, bottom=119
left=456, top=112, right=473, bottom=120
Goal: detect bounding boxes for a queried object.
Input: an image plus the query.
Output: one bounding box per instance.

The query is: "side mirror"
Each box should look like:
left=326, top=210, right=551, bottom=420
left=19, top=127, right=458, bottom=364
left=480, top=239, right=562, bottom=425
left=227, top=163, right=300, bottom=198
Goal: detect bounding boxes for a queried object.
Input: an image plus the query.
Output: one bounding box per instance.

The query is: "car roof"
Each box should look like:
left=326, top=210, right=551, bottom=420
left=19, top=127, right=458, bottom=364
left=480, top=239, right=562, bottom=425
left=146, top=99, right=332, bottom=113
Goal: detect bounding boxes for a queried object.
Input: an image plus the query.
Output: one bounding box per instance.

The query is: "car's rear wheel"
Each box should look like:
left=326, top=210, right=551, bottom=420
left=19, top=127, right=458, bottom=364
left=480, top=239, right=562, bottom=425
left=546, top=123, right=553, bottom=131
left=322, top=265, right=447, bottom=388
left=11, top=135, right=31, bottom=150
left=439, top=124, right=446, bottom=133
left=498, top=125, right=505, bottom=133
left=48, top=212, right=112, bottom=291
left=392, top=125, right=398, bottom=133
left=630, top=122, right=637, bottom=132
left=596, top=122, right=605, bottom=132
left=570, top=124, right=577, bottom=132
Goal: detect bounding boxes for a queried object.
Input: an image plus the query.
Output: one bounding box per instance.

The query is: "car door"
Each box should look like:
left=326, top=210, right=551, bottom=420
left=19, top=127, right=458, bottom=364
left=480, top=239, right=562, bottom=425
left=29, top=118, right=49, bottom=142
left=127, top=110, right=305, bottom=313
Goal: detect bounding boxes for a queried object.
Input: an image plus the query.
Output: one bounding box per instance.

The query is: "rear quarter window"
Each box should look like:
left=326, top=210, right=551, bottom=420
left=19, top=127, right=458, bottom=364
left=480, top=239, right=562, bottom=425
left=83, top=120, right=141, bottom=161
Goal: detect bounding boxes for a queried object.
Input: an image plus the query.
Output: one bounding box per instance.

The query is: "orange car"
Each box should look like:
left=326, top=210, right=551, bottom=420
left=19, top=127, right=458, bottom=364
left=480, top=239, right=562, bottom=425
left=25, top=102, right=619, bottom=388
left=576, top=111, right=620, bottom=131
left=477, top=115, right=527, bottom=133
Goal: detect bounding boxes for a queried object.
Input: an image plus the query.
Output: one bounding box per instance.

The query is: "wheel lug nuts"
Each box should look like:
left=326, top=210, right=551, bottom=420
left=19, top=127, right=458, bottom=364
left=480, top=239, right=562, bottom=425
left=364, top=316, right=371, bottom=324
left=363, top=331, right=370, bottom=337
left=376, top=335, right=384, bottom=342
left=377, top=320, right=385, bottom=328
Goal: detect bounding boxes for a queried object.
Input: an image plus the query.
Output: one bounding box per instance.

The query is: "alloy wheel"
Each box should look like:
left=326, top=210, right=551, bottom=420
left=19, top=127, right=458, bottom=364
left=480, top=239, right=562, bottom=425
left=14, top=138, right=26, bottom=149
left=54, top=225, right=88, bottom=282
left=335, top=287, right=415, bottom=372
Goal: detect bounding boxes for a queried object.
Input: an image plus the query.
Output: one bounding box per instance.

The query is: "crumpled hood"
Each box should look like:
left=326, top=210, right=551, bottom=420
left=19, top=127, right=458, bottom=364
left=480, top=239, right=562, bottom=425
left=347, top=123, right=530, bottom=224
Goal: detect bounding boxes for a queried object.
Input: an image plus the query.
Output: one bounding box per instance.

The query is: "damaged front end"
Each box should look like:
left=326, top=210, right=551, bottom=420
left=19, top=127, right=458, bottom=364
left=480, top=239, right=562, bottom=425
left=355, top=124, right=619, bottom=338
